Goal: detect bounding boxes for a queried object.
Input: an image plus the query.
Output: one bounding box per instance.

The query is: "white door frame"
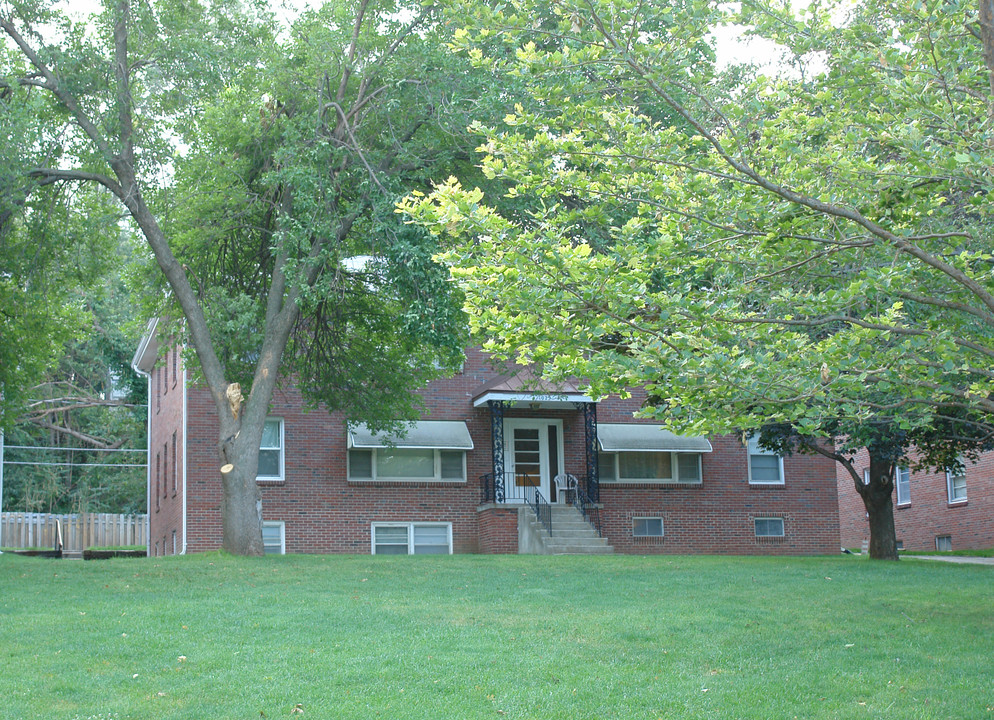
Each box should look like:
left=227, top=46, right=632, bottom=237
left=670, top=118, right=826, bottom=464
left=503, top=418, right=564, bottom=504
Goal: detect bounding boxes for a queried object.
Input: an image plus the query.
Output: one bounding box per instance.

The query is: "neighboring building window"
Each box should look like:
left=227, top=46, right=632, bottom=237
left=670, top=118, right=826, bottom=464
left=258, top=418, right=284, bottom=482
left=862, top=469, right=870, bottom=485
left=262, top=521, right=286, bottom=555
left=163, top=442, right=169, bottom=498
left=754, top=517, right=785, bottom=537
left=895, top=466, right=911, bottom=505
left=747, top=436, right=784, bottom=485
left=896, top=540, right=904, bottom=551
left=171, top=348, right=178, bottom=387
left=598, top=452, right=702, bottom=483
left=348, top=449, right=466, bottom=482
left=633, top=517, right=664, bottom=537
left=946, top=467, right=967, bottom=503
left=935, top=535, right=952, bottom=552
left=371, top=523, right=452, bottom=555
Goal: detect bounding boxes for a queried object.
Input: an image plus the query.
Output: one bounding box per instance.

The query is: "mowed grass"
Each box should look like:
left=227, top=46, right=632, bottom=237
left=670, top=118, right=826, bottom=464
left=1, top=553, right=992, bottom=719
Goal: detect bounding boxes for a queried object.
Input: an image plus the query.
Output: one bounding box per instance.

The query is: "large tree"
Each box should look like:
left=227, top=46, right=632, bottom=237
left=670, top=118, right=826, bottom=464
left=1, top=0, right=482, bottom=554
left=403, top=0, right=994, bottom=558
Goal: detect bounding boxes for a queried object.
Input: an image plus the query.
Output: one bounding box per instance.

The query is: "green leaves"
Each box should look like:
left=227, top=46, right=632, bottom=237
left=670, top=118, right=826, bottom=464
left=403, top=0, right=994, bottom=471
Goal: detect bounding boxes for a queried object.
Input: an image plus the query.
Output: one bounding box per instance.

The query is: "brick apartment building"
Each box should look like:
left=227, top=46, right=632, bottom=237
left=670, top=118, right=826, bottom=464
left=133, top=322, right=841, bottom=556
left=838, top=449, right=994, bottom=552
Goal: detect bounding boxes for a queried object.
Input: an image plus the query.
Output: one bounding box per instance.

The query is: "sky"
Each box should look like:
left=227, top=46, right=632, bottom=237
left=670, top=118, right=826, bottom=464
left=62, top=0, right=783, bottom=70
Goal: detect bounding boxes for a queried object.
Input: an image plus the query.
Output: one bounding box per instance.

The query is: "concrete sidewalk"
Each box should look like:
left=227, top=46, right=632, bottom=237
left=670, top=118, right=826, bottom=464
left=904, top=555, right=994, bottom=565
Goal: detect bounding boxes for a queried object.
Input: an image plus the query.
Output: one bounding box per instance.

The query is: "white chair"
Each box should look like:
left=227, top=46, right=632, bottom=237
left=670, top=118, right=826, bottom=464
left=553, top=473, right=578, bottom=505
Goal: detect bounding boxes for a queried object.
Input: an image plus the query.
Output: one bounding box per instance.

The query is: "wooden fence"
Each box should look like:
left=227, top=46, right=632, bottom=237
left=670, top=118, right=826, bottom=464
left=0, top=512, right=148, bottom=553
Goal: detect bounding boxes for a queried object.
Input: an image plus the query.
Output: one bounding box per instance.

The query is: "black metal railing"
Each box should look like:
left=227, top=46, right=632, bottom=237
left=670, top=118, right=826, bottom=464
left=574, top=481, right=602, bottom=536
left=530, top=489, right=552, bottom=536
left=481, top=471, right=550, bottom=504
left=480, top=473, right=502, bottom=504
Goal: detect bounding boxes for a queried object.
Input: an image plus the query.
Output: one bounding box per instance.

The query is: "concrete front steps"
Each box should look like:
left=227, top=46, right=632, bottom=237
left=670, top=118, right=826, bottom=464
left=520, top=504, right=613, bottom=555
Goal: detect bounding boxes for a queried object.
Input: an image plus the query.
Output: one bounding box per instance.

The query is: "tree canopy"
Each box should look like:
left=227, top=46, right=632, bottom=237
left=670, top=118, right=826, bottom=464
left=0, top=0, right=493, bottom=553
left=402, top=0, right=994, bottom=557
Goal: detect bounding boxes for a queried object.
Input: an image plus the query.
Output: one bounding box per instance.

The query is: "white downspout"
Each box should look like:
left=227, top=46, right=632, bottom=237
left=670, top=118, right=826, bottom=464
left=131, top=366, right=152, bottom=558
left=181, top=355, right=188, bottom=554
left=1, top=430, right=5, bottom=553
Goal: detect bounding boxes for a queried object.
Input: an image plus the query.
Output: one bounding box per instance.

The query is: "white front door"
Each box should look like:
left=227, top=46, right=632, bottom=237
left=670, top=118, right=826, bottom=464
left=503, top=419, right=563, bottom=504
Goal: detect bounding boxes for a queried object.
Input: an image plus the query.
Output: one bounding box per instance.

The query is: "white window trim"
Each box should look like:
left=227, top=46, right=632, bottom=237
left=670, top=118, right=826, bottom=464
left=262, top=521, right=286, bottom=555
left=946, top=468, right=967, bottom=504
left=257, top=417, right=285, bottom=483
left=599, top=452, right=703, bottom=484
left=747, top=436, right=785, bottom=485
left=370, top=522, right=453, bottom=555
left=754, top=517, right=785, bottom=538
left=632, top=516, right=665, bottom=537
left=349, top=448, right=467, bottom=483
left=895, top=466, right=911, bottom=506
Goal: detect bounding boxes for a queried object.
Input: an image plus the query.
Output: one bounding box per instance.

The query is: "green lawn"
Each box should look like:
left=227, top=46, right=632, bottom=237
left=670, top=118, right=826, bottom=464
left=1, top=553, right=991, bottom=719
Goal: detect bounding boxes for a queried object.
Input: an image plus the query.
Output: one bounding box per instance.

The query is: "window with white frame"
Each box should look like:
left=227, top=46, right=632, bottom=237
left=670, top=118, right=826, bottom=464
left=257, top=418, right=284, bottom=482
left=371, top=523, right=452, bottom=555
left=633, top=517, right=664, bottom=537
left=349, top=448, right=465, bottom=482
left=598, top=452, right=702, bottom=483
left=895, top=466, right=911, bottom=505
left=862, top=469, right=870, bottom=485
left=946, top=466, right=967, bottom=503
left=262, top=521, right=285, bottom=555
left=754, top=517, right=785, bottom=537
left=747, top=435, right=784, bottom=485
left=935, top=535, right=952, bottom=552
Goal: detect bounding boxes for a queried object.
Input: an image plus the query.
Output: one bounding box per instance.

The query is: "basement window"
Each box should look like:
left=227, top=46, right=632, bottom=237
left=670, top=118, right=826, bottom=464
left=262, top=521, right=285, bottom=555
left=633, top=517, right=664, bottom=537
left=371, top=523, right=452, bottom=555
left=754, top=517, right=785, bottom=538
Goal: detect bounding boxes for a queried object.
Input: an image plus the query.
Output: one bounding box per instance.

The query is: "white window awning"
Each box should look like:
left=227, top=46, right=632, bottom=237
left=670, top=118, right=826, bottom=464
left=598, top=424, right=712, bottom=453
left=348, top=421, right=474, bottom=450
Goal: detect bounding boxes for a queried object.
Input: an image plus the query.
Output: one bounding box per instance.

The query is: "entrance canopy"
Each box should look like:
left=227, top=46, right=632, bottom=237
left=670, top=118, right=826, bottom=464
left=597, top=423, right=712, bottom=453
left=471, top=368, right=593, bottom=409
left=348, top=421, right=474, bottom=450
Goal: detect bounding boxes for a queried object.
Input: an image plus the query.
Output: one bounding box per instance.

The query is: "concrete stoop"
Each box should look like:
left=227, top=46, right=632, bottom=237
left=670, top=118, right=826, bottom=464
left=519, top=505, right=613, bottom=555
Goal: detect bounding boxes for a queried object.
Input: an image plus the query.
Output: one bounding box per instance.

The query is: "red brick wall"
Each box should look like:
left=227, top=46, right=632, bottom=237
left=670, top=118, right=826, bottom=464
left=838, top=449, right=994, bottom=551
left=148, top=347, right=185, bottom=556
left=478, top=506, right=519, bottom=553
left=163, top=347, right=841, bottom=555
left=599, top=435, right=840, bottom=555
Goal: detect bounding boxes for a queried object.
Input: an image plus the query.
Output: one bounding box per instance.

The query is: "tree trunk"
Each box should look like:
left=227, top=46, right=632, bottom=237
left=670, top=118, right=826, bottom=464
left=220, top=461, right=264, bottom=556
left=857, top=454, right=900, bottom=560
left=218, top=419, right=265, bottom=556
